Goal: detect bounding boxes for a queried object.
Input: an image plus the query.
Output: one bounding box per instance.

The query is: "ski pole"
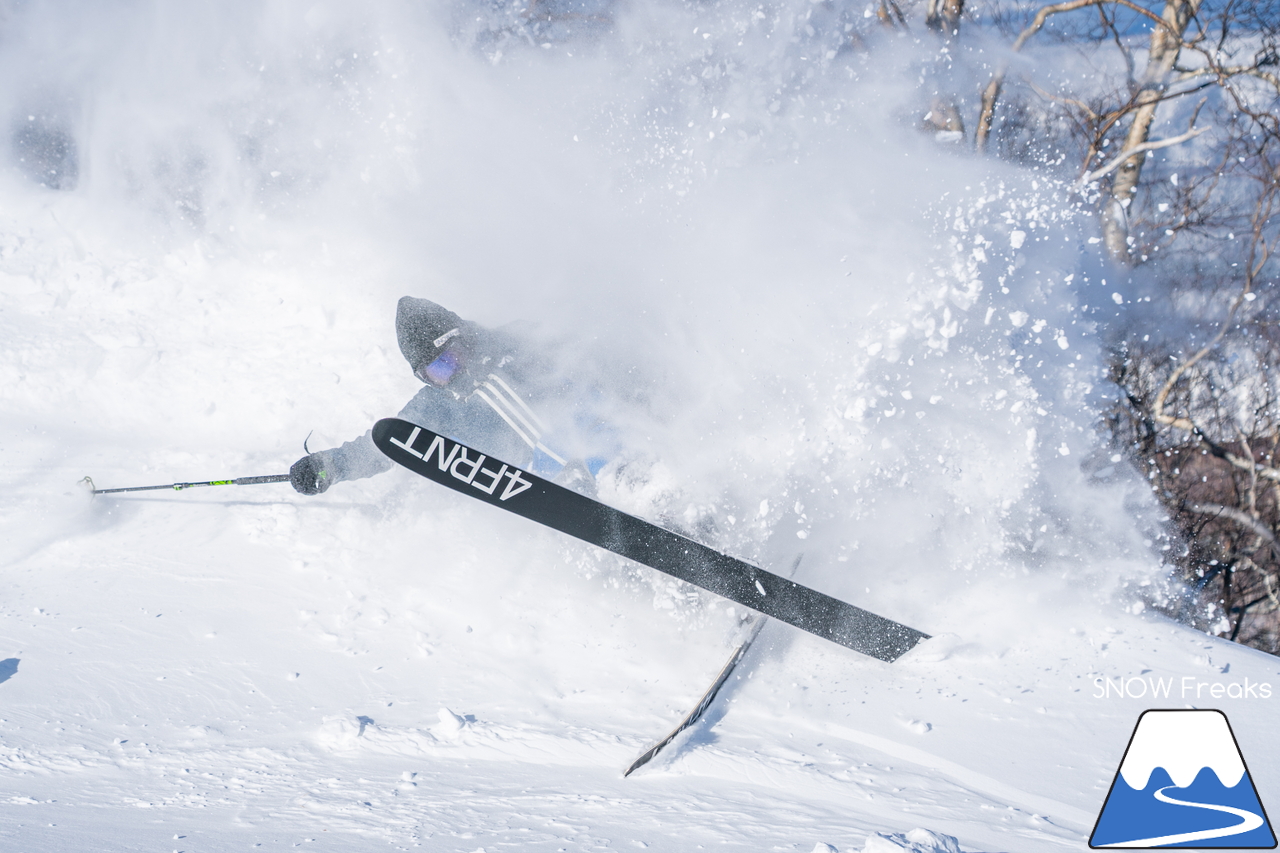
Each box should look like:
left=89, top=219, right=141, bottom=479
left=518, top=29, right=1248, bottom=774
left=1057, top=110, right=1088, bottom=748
left=80, top=474, right=291, bottom=495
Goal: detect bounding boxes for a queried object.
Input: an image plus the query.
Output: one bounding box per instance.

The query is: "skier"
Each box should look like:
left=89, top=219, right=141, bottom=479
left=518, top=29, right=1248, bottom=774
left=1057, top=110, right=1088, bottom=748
left=289, top=296, right=603, bottom=497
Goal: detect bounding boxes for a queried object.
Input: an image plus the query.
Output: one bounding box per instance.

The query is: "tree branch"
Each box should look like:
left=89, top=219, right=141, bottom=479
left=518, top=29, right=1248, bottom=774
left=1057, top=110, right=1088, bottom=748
left=1077, top=124, right=1210, bottom=185
left=1186, top=502, right=1280, bottom=554
left=976, top=0, right=1109, bottom=152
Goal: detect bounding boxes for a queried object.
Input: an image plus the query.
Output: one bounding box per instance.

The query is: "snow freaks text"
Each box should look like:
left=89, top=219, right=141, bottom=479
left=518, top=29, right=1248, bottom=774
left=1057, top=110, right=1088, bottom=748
left=1093, top=676, right=1273, bottom=701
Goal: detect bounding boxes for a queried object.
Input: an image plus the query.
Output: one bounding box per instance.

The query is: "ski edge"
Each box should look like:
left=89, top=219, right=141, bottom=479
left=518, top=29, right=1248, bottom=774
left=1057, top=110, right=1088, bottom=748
left=623, top=616, right=767, bottom=778
left=622, top=554, right=804, bottom=777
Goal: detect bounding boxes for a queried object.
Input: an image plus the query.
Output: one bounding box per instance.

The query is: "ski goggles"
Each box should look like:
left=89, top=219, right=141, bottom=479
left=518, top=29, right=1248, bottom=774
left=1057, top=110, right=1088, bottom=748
left=417, top=348, right=461, bottom=386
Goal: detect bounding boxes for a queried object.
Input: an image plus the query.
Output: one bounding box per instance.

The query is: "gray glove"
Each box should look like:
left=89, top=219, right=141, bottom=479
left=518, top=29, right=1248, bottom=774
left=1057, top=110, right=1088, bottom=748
left=289, top=453, right=332, bottom=495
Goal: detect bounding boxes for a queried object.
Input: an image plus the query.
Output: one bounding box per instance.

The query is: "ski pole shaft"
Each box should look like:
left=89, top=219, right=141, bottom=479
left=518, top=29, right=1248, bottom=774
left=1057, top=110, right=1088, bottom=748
left=82, top=474, right=291, bottom=495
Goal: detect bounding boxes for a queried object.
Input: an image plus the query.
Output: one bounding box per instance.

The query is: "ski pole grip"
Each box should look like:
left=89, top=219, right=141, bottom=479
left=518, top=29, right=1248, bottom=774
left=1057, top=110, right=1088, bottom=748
left=233, top=474, right=292, bottom=486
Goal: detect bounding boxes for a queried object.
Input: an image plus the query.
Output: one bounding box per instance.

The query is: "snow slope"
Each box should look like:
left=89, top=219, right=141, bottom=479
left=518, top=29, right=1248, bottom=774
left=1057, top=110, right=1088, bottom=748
left=1, top=2, right=1278, bottom=851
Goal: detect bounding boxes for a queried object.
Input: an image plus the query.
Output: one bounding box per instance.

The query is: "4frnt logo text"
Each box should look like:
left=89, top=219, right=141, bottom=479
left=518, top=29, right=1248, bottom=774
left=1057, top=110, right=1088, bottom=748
left=390, top=426, right=534, bottom=501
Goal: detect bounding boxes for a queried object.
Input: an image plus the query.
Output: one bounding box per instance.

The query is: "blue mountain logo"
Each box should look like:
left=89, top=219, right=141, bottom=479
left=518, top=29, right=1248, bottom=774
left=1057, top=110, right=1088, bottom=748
left=1090, top=709, right=1276, bottom=848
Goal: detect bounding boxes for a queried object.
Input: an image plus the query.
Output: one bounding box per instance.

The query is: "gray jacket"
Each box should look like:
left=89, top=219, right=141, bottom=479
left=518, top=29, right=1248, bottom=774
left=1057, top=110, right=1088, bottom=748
left=315, top=326, right=585, bottom=488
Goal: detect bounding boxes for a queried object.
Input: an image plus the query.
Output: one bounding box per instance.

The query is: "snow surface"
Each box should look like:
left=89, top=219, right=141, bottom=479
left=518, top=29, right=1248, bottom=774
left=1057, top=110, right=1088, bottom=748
left=1, top=2, right=1279, bottom=851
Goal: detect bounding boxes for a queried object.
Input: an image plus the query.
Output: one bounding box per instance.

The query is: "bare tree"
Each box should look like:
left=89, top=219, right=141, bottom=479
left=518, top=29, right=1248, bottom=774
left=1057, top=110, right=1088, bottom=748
left=926, top=0, right=966, bottom=35
left=960, top=1, right=1280, bottom=650
left=1109, top=163, right=1280, bottom=648
left=973, top=0, right=1279, bottom=266
left=921, top=0, right=970, bottom=139
left=1098, top=0, right=1203, bottom=261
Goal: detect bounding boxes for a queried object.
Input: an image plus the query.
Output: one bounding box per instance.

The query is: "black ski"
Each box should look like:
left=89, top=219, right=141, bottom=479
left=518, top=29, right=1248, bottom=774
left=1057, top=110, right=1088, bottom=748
left=372, top=418, right=929, bottom=661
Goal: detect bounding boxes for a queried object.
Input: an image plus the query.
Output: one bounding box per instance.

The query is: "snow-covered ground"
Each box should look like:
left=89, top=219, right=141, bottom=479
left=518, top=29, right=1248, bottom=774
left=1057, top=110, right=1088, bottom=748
left=1, top=2, right=1277, bottom=851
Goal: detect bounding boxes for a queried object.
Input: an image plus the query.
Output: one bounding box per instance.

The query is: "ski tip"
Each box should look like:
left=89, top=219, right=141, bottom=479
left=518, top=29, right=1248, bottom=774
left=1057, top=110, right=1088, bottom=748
left=623, top=747, right=660, bottom=778
left=79, top=476, right=98, bottom=496
left=876, top=629, right=932, bottom=663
